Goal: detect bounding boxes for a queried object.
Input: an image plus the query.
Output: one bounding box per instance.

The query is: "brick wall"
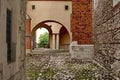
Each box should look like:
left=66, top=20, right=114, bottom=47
left=26, top=19, right=31, bottom=50
left=71, top=0, right=92, bottom=44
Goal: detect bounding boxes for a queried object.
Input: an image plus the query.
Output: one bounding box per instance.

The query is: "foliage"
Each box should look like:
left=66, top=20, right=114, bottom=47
left=26, top=63, right=40, bottom=80
left=74, top=63, right=97, bottom=80
left=38, top=32, right=49, bottom=48
left=66, top=63, right=73, bottom=70
left=40, top=67, right=56, bottom=79
left=26, top=63, right=56, bottom=80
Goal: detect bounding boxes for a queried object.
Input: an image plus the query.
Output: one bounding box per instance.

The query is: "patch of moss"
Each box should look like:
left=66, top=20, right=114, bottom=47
left=26, top=63, right=40, bottom=80
left=74, top=63, right=98, bottom=80
left=66, top=63, right=73, bottom=70
left=41, top=67, right=56, bottom=78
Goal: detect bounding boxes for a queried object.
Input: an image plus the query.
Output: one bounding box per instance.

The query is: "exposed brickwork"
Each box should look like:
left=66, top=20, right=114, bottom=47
left=71, top=0, right=92, bottom=44
left=93, top=0, right=120, bottom=78
left=26, top=19, right=31, bottom=49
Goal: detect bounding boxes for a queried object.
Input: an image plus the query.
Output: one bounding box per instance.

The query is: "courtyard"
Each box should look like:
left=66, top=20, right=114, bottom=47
left=26, top=50, right=115, bottom=80
left=0, top=0, right=120, bottom=80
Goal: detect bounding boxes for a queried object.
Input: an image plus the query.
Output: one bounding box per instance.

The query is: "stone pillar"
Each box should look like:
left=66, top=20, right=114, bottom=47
left=56, top=34, right=59, bottom=49
left=52, top=34, right=55, bottom=49
left=26, top=15, right=31, bottom=53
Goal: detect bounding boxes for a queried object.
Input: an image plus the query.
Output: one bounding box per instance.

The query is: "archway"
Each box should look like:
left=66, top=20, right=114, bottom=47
left=31, top=23, right=53, bottom=49
left=36, top=28, right=49, bottom=48
left=31, top=20, right=70, bottom=50
left=59, top=26, right=70, bottom=49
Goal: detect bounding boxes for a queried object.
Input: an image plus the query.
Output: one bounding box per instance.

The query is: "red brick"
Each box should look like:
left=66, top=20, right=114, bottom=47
left=71, top=0, right=93, bottom=44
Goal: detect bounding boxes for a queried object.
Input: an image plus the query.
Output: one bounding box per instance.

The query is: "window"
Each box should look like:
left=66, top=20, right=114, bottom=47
left=65, top=5, right=69, bottom=10
left=32, top=5, right=35, bottom=10
left=6, top=8, right=12, bottom=63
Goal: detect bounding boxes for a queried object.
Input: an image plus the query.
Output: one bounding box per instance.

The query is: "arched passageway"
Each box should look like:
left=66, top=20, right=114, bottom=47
left=26, top=0, right=72, bottom=52
left=26, top=20, right=70, bottom=51
left=59, top=26, right=70, bottom=49
left=36, top=28, right=49, bottom=48
left=31, top=23, right=53, bottom=49
left=41, top=20, right=70, bottom=50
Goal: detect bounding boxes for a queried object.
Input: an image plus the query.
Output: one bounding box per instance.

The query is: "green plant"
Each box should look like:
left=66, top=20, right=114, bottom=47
left=41, top=67, right=56, bottom=78
left=74, top=64, right=97, bottom=80
left=26, top=63, right=40, bottom=80
left=38, top=32, right=49, bottom=48
left=66, top=63, right=73, bottom=70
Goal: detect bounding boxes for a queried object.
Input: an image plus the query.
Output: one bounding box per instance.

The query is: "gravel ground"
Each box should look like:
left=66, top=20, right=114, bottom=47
left=26, top=53, right=116, bottom=80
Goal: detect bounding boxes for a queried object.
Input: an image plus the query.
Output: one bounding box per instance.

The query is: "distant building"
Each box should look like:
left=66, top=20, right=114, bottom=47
left=0, top=0, right=26, bottom=80
left=26, top=0, right=93, bottom=59
left=26, top=0, right=72, bottom=53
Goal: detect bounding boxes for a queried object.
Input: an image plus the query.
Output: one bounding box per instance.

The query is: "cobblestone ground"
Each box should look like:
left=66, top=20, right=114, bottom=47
left=26, top=53, right=115, bottom=80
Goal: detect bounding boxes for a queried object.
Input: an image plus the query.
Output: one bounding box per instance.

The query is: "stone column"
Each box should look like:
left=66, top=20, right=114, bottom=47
left=56, top=34, right=59, bottom=49
left=26, top=15, right=31, bottom=53
left=52, top=34, right=55, bottom=49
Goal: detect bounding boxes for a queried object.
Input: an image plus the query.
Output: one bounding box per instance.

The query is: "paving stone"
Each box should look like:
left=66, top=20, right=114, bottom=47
left=26, top=53, right=115, bottom=80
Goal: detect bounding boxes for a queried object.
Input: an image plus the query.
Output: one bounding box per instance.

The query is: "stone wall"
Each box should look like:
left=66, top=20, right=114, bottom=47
left=93, top=0, right=120, bottom=78
left=0, top=0, right=26, bottom=80
left=71, top=0, right=92, bottom=44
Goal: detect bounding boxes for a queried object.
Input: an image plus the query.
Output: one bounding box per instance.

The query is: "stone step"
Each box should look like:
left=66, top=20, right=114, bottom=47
left=31, top=49, right=69, bottom=54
